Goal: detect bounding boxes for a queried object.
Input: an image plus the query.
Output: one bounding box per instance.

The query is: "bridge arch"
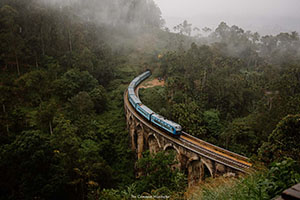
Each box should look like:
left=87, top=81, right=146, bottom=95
left=201, top=158, right=214, bottom=178
left=147, top=133, right=161, bottom=154
left=128, top=115, right=134, bottom=125
left=215, top=162, right=226, bottom=176
left=163, top=143, right=180, bottom=155
left=186, top=157, right=202, bottom=187
left=186, top=156, right=200, bottom=167
left=163, top=144, right=181, bottom=169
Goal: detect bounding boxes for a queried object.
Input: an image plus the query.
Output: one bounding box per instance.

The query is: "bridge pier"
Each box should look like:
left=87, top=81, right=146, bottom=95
left=129, top=125, right=136, bottom=151
left=164, top=144, right=182, bottom=170
left=137, top=126, right=144, bottom=159
left=187, top=158, right=202, bottom=187
left=202, top=158, right=214, bottom=178
left=215, top=162, right=227, bottom=176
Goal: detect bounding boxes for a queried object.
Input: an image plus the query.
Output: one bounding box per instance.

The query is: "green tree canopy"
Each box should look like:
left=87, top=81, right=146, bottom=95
left=54, top=69, right=98, bottom=99
left=259, top=114, right=300, bottom=162
left=135, top=151, right=186, bottom=194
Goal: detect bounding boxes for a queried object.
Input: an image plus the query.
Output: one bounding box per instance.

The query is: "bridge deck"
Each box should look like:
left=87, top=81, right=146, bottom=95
left=180, top=135, right=252, bottom=167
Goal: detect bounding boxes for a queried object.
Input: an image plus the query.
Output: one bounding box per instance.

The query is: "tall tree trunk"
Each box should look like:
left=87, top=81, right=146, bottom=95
left=68, top=28, right=72, bottom=53
left=247, top=58, right=251, bottom=67
left=35, top=53, right=39, bottom=69
left=201, top=70, right=207, bottom=90
left=49, top=121, right=53, bottom=135
left=68, top=27, right=73, bottom=68
left=15, top=50, right=20, bottom=76
left=40, top=27, right=45, bottom=56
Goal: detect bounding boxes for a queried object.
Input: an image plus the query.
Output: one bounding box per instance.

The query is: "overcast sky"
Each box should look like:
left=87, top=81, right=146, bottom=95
left=153, top=0, right=300, bottom=35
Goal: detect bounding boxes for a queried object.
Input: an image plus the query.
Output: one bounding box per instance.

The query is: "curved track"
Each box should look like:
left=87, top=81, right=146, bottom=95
left=125, top=76, right=252, bottom=173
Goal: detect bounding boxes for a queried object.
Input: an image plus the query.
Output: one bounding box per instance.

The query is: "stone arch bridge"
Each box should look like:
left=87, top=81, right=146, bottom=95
left=124, top=91, right=252, bottom=187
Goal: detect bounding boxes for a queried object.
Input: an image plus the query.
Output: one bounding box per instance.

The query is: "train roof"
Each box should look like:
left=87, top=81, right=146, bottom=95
left=129, top=71, right=151, bottom=88
left=136, top=71, right=151, bottom=80
left=140, top=71, right=151, bottom=76
left=133, top=77, right=139, bottom=81
left=130, top=95, right=141, bottom=104
left=140, top=104, right=154, bottom=114
left=152, top=113, right=182, bottom=129
left=129, top=82, right=136, bottom=88
left=128, top=88, right=135, bottom=96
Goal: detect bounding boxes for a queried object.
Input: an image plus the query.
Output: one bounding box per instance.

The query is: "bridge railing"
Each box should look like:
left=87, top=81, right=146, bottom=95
left=181, top=132, right=250, bottom=163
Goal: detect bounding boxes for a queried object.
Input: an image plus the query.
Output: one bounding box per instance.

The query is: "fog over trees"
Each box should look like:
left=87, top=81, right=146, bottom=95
left=154, top=0, right=300, bottom=35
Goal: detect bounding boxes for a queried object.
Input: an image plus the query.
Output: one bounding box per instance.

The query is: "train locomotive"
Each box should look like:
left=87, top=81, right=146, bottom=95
left=128, top=71, right=182, bottom=136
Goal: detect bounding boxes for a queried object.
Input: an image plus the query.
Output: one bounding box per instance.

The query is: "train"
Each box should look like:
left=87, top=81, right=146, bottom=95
left=128, top=70, right=182, bottom=136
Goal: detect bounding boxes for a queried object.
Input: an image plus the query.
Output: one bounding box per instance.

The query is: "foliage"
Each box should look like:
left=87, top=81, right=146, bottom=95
left=258, top=114, right=300, bottom=163
left=0, top=130, right=68, bottom=199
left=139, top=86, right=167, bottom=115
left=195, top=158, right=300, bottom=200
left=202, top=109, right=223, bottom=143
left=134, top=151, right=187, bottom=195
left=70, top=91, right=95, bottom=116
left=0, top=0, right=165, bottom=198
left=265, top=158, right=300, bottom=196
left=173, top=20, right=192, bottom=36
left=221, top=115, right=260, bottom=156
left=54, top=69, right=98, bottom=100
left=150, top=39, right=300, bottom=157
left=89, top=85, right=108, bottom=113
left=170, top=102, right=205, bottom=138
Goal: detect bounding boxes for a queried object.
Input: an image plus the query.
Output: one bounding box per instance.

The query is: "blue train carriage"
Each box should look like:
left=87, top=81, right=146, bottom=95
left=130, top=76, right=143, bottom=88
left=139, top=70, right=151, bottom=80
left=129, top=70, right=152, bottom=89
left=135, top=71, right=152, bottom=86
left=165, top=119, right=182, bottom=136
left=131, top=77, right=140, bottom=87
left=129, top=75, right=141, bottom=88
left=128, top=94, right=141, bottom=109
left=129, top=81, right=137, bottom=88
left=136, top=104, right=154, bottom=121
left=128, top=87, right=136, bottom=97
left=151, top=114, right=182, bottom=136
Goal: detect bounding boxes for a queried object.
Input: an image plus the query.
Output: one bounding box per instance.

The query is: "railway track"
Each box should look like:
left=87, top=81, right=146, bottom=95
left=179, top=134, right=252, bottom=172
left=180, top=132, right=251, bottom=167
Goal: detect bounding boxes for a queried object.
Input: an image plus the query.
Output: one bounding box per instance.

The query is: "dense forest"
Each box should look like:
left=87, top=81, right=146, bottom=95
left=0, top=0, right=299, bottom=199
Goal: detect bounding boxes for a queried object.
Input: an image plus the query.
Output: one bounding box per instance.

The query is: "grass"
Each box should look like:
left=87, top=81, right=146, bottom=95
left=185, top=170, right=272, bottom=200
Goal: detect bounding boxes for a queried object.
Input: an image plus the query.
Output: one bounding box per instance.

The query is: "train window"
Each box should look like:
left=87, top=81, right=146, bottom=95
left=153, top=118, right=171, bottom=131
